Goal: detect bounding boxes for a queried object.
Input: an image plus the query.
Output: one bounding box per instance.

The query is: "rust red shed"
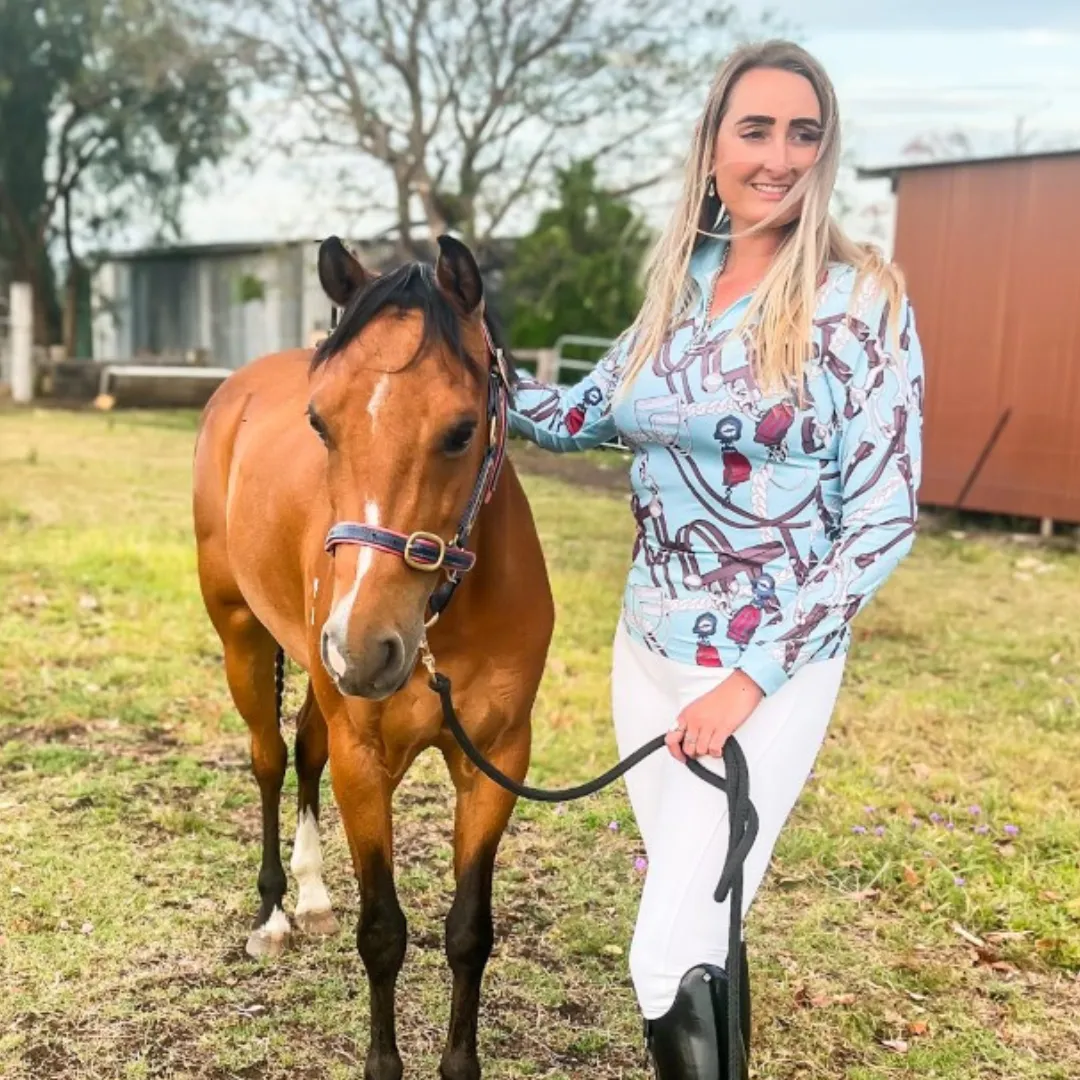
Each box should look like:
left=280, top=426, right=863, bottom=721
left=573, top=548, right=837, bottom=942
left=858, top=149, right=1080, bottom=524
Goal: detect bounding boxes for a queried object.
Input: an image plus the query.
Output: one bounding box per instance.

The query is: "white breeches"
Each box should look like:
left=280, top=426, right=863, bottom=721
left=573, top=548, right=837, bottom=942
left=611, top=620, right=845, bottom=1019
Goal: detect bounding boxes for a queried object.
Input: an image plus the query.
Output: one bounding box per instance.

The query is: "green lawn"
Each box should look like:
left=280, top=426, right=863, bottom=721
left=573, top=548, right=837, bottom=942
left=1, top=407, right=1077, bottom=1079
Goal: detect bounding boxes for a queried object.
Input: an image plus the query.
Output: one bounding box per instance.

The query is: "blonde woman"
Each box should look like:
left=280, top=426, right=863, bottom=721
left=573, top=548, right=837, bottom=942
left=509, top=41, right=924, bottom=1079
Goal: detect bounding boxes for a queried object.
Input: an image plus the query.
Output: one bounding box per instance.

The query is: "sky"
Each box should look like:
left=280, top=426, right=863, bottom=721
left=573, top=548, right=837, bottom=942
left=177, top=1, right=1080, bottom=253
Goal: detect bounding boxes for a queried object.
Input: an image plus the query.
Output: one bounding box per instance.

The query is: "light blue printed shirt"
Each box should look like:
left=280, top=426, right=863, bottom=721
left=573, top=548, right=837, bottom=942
left=509, top=239, right=925, bottom=695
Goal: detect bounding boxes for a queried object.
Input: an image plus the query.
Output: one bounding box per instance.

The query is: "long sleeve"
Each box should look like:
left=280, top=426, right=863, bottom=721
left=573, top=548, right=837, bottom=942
left=736, top=290, right=925, bottom=696
left=509, top=334, right=630, bottom=453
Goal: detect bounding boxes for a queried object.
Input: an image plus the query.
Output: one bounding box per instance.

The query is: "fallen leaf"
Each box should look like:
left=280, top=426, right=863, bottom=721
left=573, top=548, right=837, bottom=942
left=911, top=762, right=932, bottom=781
left=991, top=960, right=1019, bottom=974
left=10, top=886, right=25, bottom=898
left=903, top=866, right=920, bottom=887
left=832, top=993, right=857, bottom=1006
left=845, top=888, right=880, bottom=902
left=881, top=1039, right=909, bottom=1054
left=80, top=922, right=94, bottom=935
left=884, top=1009, right=905, bottom=1025
left=600, top=944, right=623, bottom=957
left=78, top=594, right=100, bottom=612
left=906, top=991, right=927, bottom=1002
left=1040, top=890, right=1063, bottom=902
left=907, top=1020, right=930, bottom=1036
left=997, top=843, right=1017, bottom=858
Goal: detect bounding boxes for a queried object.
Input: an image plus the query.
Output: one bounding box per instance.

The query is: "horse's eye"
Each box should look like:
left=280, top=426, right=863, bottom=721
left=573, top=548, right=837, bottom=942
left=442, top=420, right=477, bottom=456
left=307, top=406, right=331, bottom=447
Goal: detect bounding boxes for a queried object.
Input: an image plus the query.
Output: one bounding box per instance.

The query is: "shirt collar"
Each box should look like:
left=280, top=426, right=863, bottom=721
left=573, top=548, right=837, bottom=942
left=688, top=237, right=729, bottom=303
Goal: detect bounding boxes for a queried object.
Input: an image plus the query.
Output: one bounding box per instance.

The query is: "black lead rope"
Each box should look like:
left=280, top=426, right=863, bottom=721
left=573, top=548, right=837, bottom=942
left=429, top=670, right=758, bottom=1074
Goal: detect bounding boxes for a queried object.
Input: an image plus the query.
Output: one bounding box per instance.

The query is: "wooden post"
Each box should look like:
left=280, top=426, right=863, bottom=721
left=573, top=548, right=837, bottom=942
left=1039, top=517, right=1054, bottom=540
left=10, top=282, right=33, bottom=405
left=535, top=347, right=559, bottom=384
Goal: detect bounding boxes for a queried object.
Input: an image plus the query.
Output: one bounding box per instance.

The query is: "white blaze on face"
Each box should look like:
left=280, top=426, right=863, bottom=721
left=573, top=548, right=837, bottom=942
left=367, top=374, right=390, bottom=424
left=322, top=500, right=381, bottom=670
left=291, top=808, right=333, bottom=916
left=320, top=374, right=389, bottom=675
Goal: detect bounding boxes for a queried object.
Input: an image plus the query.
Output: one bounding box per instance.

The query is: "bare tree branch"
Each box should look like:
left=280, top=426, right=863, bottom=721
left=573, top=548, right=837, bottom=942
left=219, top=0, right=739, bottom=256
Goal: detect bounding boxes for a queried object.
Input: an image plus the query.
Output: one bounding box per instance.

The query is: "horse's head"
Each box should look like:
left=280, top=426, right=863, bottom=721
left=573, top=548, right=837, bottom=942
left=309, top=234, right=503, bottom=699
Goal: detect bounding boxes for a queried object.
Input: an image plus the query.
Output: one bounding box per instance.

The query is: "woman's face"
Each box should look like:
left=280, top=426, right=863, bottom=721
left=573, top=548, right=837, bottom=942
left=712, top=66, right=823, bottom=232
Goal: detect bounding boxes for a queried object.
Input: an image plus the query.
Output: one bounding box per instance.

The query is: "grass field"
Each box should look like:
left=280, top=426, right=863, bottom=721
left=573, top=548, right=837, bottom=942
left=1, top=407, right=1078, bottom=1080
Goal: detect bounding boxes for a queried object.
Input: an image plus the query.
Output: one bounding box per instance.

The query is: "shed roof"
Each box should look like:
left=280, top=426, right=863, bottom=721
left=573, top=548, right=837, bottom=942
left=857, top=147, right=1080, bottom=182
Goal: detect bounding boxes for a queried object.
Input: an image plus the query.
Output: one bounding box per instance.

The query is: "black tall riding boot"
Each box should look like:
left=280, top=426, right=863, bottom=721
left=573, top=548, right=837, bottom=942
left=644, top=946, right=751, bottom=1079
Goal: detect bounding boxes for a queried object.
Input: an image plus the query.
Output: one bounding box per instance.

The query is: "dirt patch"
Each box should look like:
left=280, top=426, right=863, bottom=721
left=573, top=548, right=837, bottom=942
left=509, top=442, right=629, bottom=494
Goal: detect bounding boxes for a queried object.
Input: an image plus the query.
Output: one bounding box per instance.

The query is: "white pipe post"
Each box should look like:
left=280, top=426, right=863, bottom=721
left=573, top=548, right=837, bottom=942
left=10, top=282, right=33, bottom=404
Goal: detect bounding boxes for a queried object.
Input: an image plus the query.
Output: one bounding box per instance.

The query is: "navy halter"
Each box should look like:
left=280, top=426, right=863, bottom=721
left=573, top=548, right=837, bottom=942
left=323, top=320, right=510, bottom=617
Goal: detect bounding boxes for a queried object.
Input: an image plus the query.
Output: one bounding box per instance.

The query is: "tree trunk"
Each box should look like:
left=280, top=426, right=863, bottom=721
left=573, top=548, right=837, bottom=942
left=62, top=262, right=81, bottom=360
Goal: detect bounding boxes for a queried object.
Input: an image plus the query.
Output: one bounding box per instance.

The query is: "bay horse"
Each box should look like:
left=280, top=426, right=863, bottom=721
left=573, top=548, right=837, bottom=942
left=192, top=235, right=554, bottom=1080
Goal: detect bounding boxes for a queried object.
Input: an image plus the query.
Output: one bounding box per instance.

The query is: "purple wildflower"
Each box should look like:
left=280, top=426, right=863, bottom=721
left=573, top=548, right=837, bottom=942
left=851, top=825, right=867, bottom=835
left=874, top=825, right=886, bottom=837
left=634, top=857, right=648, bottom=873
left=1003, top=824, right=1019, bottom=836
left=863, top=805, right=876, bottom=815
left=954, top=876, right=966, bottom=887
left=929, top=812, right=943, bottom=825
left=968, top=805, right=981, bottom=816
left=945, top=822, right=955, bottom=831
left=974, top=824, right=990, bottom=835
left=608, top=821, right=620, bottom=833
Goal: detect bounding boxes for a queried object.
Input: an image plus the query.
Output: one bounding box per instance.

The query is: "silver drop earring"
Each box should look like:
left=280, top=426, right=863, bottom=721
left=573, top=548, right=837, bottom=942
left=707, top=175, right=716, bottom=197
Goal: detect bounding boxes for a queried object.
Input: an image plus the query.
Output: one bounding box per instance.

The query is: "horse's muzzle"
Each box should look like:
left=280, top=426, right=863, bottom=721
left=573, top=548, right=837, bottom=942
left=320, top=627, right=414, bottom=699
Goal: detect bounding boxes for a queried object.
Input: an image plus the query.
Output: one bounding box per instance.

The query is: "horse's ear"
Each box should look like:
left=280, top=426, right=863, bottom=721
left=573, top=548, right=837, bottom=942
left=318, top=236, right=370, bottom=307
left=434, top=234, right=483, bottom=315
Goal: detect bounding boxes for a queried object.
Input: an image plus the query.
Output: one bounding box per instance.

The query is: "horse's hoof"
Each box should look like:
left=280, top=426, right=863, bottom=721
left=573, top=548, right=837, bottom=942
left=295, top=908, right=340, bottom=937
left=245, top=908, right=292, bottom=959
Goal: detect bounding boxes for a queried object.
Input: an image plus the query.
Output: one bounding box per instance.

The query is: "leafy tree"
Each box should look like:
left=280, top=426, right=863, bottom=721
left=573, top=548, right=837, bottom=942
left=0, top=0, right=244, bottom=348
left=507, top=159, right=649, bottom=348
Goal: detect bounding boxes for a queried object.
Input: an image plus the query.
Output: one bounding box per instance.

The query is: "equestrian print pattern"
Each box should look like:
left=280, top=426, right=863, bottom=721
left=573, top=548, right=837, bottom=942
left=510, top=239, right=924, bottom=695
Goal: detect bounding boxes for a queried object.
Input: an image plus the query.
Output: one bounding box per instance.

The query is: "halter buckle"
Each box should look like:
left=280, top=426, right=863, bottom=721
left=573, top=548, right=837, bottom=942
left=403, top=531, right=447, bottom=572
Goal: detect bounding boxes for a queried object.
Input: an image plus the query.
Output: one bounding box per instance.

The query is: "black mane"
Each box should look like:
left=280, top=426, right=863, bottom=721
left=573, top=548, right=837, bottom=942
left=311, top=260, right=515, bottom=387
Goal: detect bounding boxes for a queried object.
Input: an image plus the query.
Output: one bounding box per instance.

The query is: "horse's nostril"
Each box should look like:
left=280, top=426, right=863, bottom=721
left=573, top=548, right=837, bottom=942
left=381, top=634, right=403, bottom=674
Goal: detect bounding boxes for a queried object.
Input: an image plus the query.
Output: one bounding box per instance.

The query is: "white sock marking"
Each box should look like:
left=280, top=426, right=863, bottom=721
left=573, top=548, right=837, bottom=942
left=291, top=808, right=333, bottom=916
left=260, top=905, right=291, bottom=937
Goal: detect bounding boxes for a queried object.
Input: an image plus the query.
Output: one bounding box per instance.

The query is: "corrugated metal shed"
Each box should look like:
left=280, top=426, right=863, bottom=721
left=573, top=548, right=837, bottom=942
left=859, top=149, right=1080, bottom=523
left=92, top=239, right=397, bottom=369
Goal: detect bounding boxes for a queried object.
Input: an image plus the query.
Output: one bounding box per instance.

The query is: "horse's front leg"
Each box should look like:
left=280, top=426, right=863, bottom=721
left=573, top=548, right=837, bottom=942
left=439, top=717, right=530, bottom=1080
left=328, top=716, right=407, bottom=1080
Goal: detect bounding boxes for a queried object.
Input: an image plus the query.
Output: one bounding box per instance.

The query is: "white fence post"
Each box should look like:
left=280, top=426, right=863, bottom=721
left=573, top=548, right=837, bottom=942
left=535, top=347, right=559, bottom=384
left=11, top=282, right=33, bottom=405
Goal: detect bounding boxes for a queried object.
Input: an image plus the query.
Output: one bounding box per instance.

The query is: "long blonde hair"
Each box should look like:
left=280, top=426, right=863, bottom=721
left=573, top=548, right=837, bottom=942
left=621, top=40, right=904, bottom=394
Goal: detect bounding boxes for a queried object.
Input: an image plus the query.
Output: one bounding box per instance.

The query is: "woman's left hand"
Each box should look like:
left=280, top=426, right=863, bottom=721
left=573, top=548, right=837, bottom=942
left=666, top=671, right=764, bottom=762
